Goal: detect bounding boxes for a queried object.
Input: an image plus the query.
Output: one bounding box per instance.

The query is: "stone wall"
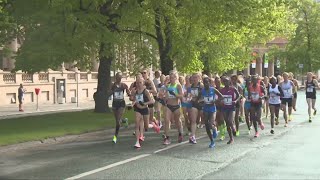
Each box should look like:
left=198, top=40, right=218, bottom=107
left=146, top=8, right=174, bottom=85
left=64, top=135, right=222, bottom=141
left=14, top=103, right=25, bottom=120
left=0, top=70, right=134, bottom=106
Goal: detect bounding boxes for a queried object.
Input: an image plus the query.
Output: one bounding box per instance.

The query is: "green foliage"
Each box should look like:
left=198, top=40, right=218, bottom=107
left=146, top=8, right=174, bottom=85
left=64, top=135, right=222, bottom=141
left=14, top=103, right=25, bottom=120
left=1, top=0, right=296, bottom=75
left=283, top=0, right=320, bottom=73
left=0, top=0, right=16, bottom=48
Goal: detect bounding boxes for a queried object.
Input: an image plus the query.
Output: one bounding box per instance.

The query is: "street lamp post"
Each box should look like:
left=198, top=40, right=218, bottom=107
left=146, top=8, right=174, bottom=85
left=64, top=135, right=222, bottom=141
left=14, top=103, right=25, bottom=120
left=76, top=71, right=79, bottom=108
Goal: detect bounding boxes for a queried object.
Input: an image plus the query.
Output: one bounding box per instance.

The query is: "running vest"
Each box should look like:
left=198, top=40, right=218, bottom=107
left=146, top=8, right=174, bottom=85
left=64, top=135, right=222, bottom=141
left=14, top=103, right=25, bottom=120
left=220, top=87, right=236, bottom=109
left=249, top=83, right=263, bottom=103
left=157, top=83, right=166, bottom=93
left=189, top=83, right=201, bottom=99
left=306, top=80, right=316, bottom=95
left=201, top=87, right=215, bottom=104
left=281, top=80, right=293, bottom=99
left=268, top=85, right=281, bottom=104
left=167, top=83, right=179, bottom=99
left=112, top=83, right=125, bottom=101
left=135, top=89, right=149, bottom=103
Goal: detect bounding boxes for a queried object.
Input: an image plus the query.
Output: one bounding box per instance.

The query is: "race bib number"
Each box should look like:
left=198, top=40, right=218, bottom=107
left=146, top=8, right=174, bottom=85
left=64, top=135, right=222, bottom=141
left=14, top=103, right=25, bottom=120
left=269, top=92, right=279, bottom=103
left=307, top=86, right=314, bottom=93
left=283, top=89, right=292, bottom=97
left=114, top=91, right=124, bottom=100
left=168, top=92, right=175, bottom=99
left=251, top=92, right=260, bottom=101
left=223, top=95, right=232, bottom=106
left=191, top=88, right=199, bottom=97
left=204, top=96, right=214, bottom=104
left=135, top=94, right=144, bottom=102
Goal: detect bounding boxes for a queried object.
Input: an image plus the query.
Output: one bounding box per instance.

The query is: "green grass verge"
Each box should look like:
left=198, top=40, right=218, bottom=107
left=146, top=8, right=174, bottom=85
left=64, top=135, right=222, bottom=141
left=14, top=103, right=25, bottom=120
left=0, top=109, right=135, bottom=146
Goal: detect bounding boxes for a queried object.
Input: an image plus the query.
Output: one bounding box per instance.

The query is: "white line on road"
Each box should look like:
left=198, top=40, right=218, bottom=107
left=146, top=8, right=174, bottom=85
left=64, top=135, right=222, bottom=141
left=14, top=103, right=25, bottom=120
left=65, top=135, right=207, bottom=180
left=65, top=154, right=151, bottom=180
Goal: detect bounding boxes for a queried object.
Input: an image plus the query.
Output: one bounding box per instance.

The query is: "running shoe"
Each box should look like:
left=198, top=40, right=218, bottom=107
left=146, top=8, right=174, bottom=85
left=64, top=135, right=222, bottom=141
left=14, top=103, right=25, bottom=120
left=239, top=116, right=244, bottom=123
left=284, top=123, right=288, bottom=127
left=260, top=123, right=265, bottom=130
left=112, top=135, right=117, bottom=144
left=236, top=131, right=240, bottom=137
left=134, top=141, right=141, bottom=148
left=178, top=135, right=183, bottom=143
left=209, top=141, right=215, bottom=148
left=152, top=122, right=160, bottom=133
left=254, top=132, right=260, bottom=138
left=133, top=131, right=136, bottom=136
left=232, top=130, right=237, bottom=137
left=163, top=137, right=171, bottom=145
left=227, top=139, right=234, bottom=144
left=314, top=109, right=317, bottom=116
left=121, top=118, right=129, bottom=128
left=196, top=124, right=201, bottom=129
left=220, top=135, right=225, bottom=141
left=159, top=121, right=163, bottom=129
left=212, top=129, right=218, bottom=139
left=200, top=124, right=205, bottom=129
left=189, top=136, right=197, bottom=144
left=275, top=118, right=279, bottom=125
left=139, top=135, right=145, bottom=142
left=270, top=129, right=274, bottom=134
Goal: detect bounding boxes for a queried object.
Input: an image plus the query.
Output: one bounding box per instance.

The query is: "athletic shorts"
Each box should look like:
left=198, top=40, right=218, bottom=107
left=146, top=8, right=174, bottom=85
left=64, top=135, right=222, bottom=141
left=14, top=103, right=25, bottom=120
left=221, top=108, right=235, bottom=112
left=251, top=102, right=262, bottom=109
left=281, top=98, right=293, bottom=107
left=269, top=103, right=281, bottom=108
left=112, top=100, right=125, bottom=110
left=203, top=105, right=216, bottom=113
left=134, top=106, right=149, bottom=115
left=181, top=102, right=192, bottom=108
left=191, top=101, right=203, bottom=110
left=306, top=93, right=316, bottom=100
left=244, top=101, right=251, bottom=110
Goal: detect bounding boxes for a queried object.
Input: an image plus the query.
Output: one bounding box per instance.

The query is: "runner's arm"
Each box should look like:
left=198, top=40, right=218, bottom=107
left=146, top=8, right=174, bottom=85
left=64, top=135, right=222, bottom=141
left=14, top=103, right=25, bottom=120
left=214, top=87, right=224, bottom=101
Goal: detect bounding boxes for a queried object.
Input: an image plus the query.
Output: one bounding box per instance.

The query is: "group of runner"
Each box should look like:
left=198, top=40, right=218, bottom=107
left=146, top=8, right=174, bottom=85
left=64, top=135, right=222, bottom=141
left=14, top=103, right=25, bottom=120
left=109, top=70, right=319, bottom=149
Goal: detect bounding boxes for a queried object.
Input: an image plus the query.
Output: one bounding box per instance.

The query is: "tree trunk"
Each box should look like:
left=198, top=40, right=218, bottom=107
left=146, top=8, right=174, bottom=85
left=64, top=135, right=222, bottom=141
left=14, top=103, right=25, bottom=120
left=94, top=42, right=112, bottom=113
left=154, top=8, right=173, bottom=75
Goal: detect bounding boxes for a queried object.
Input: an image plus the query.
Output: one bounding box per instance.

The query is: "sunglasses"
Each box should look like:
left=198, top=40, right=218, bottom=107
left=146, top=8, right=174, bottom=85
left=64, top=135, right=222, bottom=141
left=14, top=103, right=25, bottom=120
left=141, top=72, right=147, bottom=74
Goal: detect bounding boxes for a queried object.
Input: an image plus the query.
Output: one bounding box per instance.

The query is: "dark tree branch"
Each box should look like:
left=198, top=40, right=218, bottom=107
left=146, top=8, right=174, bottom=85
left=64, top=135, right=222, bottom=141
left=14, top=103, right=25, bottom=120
left=122, top=29, right=157, bottom=40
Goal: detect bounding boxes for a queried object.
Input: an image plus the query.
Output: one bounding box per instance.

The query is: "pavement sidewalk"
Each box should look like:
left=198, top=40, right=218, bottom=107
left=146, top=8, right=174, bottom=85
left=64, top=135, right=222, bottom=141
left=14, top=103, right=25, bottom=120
left=0, top=97, right=130, bottom=120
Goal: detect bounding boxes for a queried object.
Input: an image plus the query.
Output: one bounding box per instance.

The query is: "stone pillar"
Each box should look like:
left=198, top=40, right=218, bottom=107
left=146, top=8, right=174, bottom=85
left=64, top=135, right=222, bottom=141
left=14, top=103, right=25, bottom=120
left=4, top=38, right=18, bottom=71
left=0, top=69, right=4, bottom=84
left=256, top=57, right=263, bottom=76
left=92, top=59, right=99, bottom=72
left=60, top=62, right=66, bottom=71
left=243, top=64, right=250, bottom=77
left=268, top=59, right=275, bottom=77
left=232, top=69, right=237, bottom=75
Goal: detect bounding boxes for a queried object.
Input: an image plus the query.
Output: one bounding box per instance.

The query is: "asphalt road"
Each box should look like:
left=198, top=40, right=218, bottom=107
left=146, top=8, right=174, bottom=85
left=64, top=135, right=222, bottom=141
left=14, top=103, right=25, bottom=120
left=0, top=91, right=319, bottom=180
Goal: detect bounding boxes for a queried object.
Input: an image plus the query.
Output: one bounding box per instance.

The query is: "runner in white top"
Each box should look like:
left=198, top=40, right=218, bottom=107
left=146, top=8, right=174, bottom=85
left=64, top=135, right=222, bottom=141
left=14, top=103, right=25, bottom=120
left=268, top=76, right=284, bottom=134
left=280, top=72, right=294, bottom=126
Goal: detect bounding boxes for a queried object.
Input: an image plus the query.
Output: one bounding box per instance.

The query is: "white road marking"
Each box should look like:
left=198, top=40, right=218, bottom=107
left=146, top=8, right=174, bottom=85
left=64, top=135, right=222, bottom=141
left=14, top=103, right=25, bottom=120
left=65, top=154, right=151, bottom=180
left=65, top=135, right=207, bottom=179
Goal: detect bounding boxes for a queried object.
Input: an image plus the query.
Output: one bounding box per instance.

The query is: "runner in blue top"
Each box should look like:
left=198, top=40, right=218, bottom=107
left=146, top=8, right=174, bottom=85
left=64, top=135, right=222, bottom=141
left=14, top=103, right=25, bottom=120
left=199, top=77, right=223, bottom=148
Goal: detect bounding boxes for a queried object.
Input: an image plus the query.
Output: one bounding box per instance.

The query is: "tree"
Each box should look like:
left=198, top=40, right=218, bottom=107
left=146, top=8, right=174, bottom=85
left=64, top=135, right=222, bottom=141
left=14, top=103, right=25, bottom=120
left=6, top=0, right=134, bottom=112
left=0, top=0, right=16, bottom=56
left=284, top=0, right=320, bottom=73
